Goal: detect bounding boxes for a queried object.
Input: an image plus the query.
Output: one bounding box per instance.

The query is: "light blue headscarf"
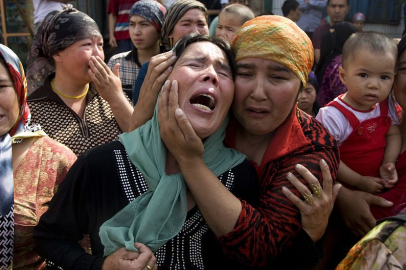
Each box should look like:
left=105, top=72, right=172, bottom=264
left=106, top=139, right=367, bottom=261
left=99, top=102, right=246, bottom=255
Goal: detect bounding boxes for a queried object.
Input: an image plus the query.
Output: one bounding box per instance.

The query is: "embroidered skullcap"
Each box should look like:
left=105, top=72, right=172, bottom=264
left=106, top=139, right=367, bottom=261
left=129, top=0, right=167, bottom=33
left=26, top=4, right=101, bottom=93
left=161, top=0, right=207, bottom=49
left=232, top=15, right=314, bottom=85
left=352, top=12, right=366, bottom=23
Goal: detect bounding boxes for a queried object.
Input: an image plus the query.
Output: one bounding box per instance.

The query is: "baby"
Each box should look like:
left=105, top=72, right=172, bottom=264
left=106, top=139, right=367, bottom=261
left=316, top=31, right=401, bottom=219
left=215, top=4, right=254, bottom=44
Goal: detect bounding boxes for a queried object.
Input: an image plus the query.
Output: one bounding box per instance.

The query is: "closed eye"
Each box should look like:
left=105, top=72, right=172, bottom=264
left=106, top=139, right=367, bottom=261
left=236, top=72, right=252, bottom=77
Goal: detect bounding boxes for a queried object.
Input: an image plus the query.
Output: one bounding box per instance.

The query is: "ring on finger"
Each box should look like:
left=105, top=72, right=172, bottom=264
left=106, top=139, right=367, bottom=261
left=311, top=184, right=322, bottom=198
left=146, top=266, right=153, bottom=270
left=302, top=193, right=313, bottom=206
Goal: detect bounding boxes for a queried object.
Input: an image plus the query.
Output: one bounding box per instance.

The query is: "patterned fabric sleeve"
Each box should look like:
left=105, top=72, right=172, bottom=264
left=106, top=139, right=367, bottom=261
left=14, top=136, right=77, bottom=269
left=217, top=113, right=340, bottom=266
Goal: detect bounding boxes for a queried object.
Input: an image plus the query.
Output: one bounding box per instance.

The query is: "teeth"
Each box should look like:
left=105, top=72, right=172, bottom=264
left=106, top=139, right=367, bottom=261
left=190, top=94, right=216, bottom=111
left=192, top=104, right=211, bottom=111
left=200, top=94, right=215, bottom=103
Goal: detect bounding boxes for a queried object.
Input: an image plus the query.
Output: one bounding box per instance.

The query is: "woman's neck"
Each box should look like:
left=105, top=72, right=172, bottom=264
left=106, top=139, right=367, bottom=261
left=235, top=126, right=273, bottom=166
left=12, top=137, right=35, bottom=171
left=303, top=107, right=313, bottom=116
left=52, top=74, right=88, bottom=118
left=137, top=43, right=161, bottom=65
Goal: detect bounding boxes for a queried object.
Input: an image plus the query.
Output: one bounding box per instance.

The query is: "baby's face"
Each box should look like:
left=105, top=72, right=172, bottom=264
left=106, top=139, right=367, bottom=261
left=339, top=49, right=396, bottom=111
left=216, top=12, right=244, bottom=44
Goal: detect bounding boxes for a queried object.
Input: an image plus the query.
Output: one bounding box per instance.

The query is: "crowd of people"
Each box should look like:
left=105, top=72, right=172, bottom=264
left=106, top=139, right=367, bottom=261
left=0, top=0, right=405, bottom=269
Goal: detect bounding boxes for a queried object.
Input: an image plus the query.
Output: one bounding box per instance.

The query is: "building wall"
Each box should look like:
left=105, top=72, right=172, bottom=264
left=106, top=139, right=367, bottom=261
left=272, top=0, right=405, bottom=38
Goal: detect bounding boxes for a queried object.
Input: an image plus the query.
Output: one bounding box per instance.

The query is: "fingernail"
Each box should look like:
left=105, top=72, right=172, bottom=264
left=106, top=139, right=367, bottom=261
left=175, top=108, right=183, bottom=116
left=170, top=55, right=177, bottom=60
left=164, top=80, right=169, bottom=86
left=295, top=164, right=303, bottom=170
left=321, top=159, right=327, bottom=166
left=287, top=172, right=293, bottom=179
left=282, top=186, right=288, bottom=192
left=385, top=200, right=393, bottom=206
left=167, top=66, right=173, bottom=72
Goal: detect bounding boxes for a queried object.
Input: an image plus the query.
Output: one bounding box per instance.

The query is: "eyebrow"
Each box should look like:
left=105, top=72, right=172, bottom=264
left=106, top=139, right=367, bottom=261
left=267, top=63, right=290, bottom=73
left=179, top=18, right=206, bottom=23
left=236, top=63, right=255, bottom=69
left=237, top=62, right=291, bottom=73
left=398, top=60, right=406, bottom=66
left=356, top=68, right=394, bottom=75
left=130, top=18, right=150, bottom=23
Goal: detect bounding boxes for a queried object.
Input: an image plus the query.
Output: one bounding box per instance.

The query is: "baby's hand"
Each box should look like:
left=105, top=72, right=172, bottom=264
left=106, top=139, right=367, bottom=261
left=356, top=176, right=385, bottom=194
left=380, top=163, right=398, bottom=188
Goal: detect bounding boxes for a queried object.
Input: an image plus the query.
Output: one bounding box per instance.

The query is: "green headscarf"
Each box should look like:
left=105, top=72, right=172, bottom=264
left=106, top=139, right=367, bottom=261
left=99, top=102, right=246, bottom=255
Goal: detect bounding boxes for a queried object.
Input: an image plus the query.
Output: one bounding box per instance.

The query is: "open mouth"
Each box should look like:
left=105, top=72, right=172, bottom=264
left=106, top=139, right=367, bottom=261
left=190, top=94, right=216, bottom=111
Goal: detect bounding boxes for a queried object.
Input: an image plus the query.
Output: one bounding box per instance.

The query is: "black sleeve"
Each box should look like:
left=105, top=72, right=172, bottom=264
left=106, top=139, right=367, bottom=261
left=267, top=229, right=323, bottom=269
left=33, top=149, right=107, bottom=269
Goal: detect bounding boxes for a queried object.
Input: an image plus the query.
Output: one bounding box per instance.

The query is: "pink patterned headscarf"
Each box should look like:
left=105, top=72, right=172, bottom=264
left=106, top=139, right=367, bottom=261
left=232, top=15, right=314, bottom=85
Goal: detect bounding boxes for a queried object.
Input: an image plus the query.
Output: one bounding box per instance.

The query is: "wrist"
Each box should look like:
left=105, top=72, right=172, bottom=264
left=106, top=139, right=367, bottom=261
left=178, top=155, right=205, bottom=173
left=107, top=91, right=126, bottom=107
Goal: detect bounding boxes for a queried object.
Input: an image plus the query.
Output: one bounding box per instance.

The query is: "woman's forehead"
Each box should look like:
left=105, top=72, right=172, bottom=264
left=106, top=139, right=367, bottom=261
left=180, top=42, right=226, bottom=61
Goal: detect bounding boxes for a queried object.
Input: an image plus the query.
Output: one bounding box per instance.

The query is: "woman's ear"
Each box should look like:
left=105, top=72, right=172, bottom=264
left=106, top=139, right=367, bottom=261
left=52, top=52, right=62, bottom=63
left=338, top=65, right=346, bottom=85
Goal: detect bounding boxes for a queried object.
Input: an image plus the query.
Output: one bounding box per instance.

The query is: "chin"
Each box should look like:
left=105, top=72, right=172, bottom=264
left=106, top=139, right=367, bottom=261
left=192, top=122, right=222, bottom=140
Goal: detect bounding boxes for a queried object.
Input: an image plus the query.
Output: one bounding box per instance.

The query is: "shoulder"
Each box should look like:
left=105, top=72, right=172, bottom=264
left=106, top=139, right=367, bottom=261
left=301, top=111, right=337, bottom=144
left=38, top=136, right=77, bottom=162
left=80, top=140, right=124, bottom=162
left=108, top=51, right=132, bottom=63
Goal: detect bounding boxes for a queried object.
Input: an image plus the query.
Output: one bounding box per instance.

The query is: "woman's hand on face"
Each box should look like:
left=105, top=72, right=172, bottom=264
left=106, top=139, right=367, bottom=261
left=130, top=52, right=177, bottom=131
left=89, top=56, right=124, bottom=103
left=158, top=79, right=204, bottom=165
left=281, top=159, right=342, bottom=242
left=102, top=243, right=157, bottom=270
left=336, top=187, right=393, bottom=237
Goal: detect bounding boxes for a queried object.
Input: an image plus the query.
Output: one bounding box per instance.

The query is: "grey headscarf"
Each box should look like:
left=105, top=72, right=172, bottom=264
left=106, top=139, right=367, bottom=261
left=26, top=4, right=101, bottom=94
left=161, top=0, right=208, bottom=50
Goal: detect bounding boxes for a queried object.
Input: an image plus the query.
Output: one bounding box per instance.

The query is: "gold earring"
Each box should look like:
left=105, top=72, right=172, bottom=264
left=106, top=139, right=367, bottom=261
left=159, top=38, right=162, bottom=47
left=169, top=37, right=173, bottom=48
left=296, top=103, right=302, bottom=124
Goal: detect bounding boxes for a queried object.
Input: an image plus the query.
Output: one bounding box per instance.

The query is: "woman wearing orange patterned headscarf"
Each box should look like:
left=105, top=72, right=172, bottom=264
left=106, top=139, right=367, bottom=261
left=158, top=16, right=341, bottom=268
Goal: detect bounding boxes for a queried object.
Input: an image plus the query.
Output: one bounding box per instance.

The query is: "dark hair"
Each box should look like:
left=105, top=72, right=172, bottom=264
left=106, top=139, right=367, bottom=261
left=307, top=71, right=320, bottom=115
left=282, top=0, right=299, bottom=17
left=172, top=34, right=236, bottom=80
left=342, top=31, right=397, bottom=68
left=327, top=0, right=349, bottom=6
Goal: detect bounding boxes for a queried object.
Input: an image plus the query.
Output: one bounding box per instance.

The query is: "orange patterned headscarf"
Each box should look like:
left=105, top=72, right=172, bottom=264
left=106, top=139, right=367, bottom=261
left=232, top=15, right=314, bottom=85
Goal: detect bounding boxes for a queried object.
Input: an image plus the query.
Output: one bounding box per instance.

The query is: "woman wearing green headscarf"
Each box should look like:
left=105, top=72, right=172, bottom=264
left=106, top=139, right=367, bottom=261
left=34, top=35, right=259, bottom=270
